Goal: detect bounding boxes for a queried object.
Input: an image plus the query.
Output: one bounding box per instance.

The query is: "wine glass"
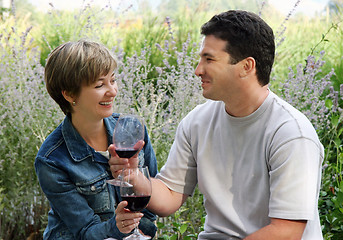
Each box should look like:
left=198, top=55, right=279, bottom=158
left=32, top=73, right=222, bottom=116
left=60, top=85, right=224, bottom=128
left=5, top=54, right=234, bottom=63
left=107, top=114, right=145, bottom=186
left=120, top=166, right=152, bottom=240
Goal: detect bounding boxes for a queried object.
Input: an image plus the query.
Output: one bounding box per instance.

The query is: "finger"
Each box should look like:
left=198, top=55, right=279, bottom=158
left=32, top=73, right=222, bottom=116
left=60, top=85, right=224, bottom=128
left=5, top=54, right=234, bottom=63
left=119, top=219, right=140, bottom=234
left=115, top=201, right=128, bottom=214
left=127, top=158, right=139, bottom=168
left=109, top=157, right=128, bottom=167
left=108, top=146, right=128, bottom=164
left=126, top=141, right=145, bottom=168
left=133, top=140, right=145, bottom=156
left=115, top=201, right=143, bottom=233
left=116, top=202, right=144, bottom=219
left=108, top=148, right=129, bottom=178
left=109, top=165, right=124, bottom=179
left=108, top=145, right=129, bottom=163
left=108, top=144, right=117, bottom=156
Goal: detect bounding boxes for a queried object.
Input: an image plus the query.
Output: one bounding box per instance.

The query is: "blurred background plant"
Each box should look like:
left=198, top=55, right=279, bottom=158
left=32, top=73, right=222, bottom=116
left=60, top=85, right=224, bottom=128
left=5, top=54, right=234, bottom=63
left=0, top=0, right=342, bottom=239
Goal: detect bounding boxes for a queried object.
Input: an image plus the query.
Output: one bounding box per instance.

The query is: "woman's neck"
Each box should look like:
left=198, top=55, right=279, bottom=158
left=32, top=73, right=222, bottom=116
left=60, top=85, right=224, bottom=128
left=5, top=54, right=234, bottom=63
left=71, top=114, right=108, bottom=151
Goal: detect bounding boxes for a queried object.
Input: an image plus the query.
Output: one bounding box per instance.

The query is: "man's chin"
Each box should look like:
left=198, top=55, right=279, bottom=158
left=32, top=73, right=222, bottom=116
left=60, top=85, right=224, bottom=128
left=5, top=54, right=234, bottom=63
left=202, top=92, right=213, bottom=100
left=202, top=91, right=221, bottom=101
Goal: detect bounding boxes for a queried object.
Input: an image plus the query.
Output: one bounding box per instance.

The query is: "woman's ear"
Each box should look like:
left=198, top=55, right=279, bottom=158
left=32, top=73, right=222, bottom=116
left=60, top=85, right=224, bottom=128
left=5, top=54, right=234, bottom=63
left=239, top=57, right=256, bottom=78
left=61, top=90, right=74, bottom=104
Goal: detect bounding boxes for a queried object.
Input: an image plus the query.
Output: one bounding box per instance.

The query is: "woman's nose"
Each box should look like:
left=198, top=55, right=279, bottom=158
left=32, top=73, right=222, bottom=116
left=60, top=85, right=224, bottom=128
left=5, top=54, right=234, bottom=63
left=106, top=84, right=117, bottom=96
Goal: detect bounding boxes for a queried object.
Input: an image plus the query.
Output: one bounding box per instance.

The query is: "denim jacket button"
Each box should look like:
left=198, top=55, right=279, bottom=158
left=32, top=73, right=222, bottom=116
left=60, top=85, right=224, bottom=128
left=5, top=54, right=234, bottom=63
left=91, top=185, right=96, bottom=191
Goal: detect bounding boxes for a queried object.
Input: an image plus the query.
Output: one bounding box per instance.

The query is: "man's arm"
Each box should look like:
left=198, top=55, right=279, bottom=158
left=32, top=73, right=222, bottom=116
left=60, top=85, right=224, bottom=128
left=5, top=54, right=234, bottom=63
left=244, top=218, right=307, bottom=240
left=147, top=178, right=188, bottom=217
left=108, top=144, right=188, bottom=217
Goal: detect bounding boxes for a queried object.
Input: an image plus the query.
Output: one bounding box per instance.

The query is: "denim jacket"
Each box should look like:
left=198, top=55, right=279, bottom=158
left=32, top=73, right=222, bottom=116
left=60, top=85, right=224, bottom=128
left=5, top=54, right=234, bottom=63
left=35, top=113, right=158, bottom=240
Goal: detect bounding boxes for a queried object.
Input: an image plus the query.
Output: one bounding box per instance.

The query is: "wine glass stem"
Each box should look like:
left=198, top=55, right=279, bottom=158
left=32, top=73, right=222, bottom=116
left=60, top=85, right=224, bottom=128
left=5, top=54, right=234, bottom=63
left=133, top=226, right=140, bottom=235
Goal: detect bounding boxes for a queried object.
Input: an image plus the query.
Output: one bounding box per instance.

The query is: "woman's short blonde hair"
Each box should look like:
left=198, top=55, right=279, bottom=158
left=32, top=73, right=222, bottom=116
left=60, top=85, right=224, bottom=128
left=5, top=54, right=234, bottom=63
left=44, top=39, right=117, bottom=114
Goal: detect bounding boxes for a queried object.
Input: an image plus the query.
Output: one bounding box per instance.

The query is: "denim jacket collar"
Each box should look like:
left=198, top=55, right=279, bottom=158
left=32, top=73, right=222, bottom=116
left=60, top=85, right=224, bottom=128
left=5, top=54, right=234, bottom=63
left=61, top=113, right=120, bottom=163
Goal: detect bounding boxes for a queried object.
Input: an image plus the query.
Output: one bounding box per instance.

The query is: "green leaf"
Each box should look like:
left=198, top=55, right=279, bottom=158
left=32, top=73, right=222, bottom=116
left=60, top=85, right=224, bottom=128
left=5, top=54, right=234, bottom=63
left=157, top=221, right=165, bottom=229
left=170, top=234, right=178, bottom=240
left=184, top=236, right=197, bottom=240
left=330, top=114, right=339, bottom=127
left=325, top=99, right=333, bottom=110
left=172, top=222, right=180, bottom=228
left=185, top=234, right=197, bottom=238
left=334, top=137, right=342, bottom=147
left=180, top=223, right=188, bottom=234
left=336, top=192, right=343, bottom=207
left=338, top=127, right=343, bottom=136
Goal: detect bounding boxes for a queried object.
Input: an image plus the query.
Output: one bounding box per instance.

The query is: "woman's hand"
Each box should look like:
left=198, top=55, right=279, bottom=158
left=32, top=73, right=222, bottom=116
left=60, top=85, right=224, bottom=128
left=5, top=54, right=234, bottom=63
left=115, top=201, right=143, bottom=233
left=108, top=140, right=144, bottom=178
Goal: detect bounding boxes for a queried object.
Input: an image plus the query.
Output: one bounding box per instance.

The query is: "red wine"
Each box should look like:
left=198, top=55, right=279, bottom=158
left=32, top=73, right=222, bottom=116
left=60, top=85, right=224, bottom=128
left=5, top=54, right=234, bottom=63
left=121, top=195, right=151, bottom=212
left=115, top=149, right=138, bottom=158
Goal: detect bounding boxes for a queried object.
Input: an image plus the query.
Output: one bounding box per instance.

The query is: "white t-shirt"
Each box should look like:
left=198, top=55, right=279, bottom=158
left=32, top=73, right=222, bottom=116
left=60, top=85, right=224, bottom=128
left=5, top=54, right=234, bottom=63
left=157, top=91, right=323, bottom=239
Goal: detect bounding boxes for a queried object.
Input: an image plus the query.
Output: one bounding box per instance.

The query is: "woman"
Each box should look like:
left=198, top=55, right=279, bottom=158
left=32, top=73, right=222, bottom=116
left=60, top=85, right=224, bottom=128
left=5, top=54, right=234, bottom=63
left=35, top=40, right=157, bottom=239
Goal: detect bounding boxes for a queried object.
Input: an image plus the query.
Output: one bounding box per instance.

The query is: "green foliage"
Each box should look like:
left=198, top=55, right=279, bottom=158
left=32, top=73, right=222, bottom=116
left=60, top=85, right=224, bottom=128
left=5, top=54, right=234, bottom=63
left=319, top=113, right=343, bottom=240
left=156, top=188, right=205, bottom=239
left=32, top=6, right=116, bottom=66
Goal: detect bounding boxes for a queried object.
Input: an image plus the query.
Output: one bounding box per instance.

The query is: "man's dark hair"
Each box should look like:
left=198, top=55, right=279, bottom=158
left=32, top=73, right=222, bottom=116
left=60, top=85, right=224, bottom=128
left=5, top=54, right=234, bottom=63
left=201, top=10, right=275, bottom=86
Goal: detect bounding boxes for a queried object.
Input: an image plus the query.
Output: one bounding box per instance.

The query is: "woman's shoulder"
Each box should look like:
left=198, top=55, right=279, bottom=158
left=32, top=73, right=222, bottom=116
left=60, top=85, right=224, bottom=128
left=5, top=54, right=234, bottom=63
left=36, top=123, right=64, bottom=160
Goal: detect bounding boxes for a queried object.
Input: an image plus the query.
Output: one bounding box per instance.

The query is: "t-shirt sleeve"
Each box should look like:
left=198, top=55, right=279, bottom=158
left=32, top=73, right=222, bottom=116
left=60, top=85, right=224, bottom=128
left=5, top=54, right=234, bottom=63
left=268, top=137, right=323, bottom=220
left=156, top=119, right=197, bottom=196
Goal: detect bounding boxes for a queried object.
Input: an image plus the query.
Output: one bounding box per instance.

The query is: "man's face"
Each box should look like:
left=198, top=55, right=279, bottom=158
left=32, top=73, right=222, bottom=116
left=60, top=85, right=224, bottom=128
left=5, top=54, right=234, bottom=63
left=195, top=35, right=242, bottom=102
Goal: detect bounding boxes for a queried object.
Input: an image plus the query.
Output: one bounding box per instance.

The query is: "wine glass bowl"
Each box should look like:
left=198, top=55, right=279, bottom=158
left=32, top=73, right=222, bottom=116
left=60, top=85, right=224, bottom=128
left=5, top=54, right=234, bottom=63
left=114, top=114, right=145, bottom=159
left=120, top=166, right=152, bottom=240
left=107, top=114, right=145, bottom=187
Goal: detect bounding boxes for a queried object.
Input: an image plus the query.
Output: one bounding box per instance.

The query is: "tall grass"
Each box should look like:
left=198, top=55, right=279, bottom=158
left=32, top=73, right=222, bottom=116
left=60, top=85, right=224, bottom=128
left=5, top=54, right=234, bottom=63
left=0, top=1, right=342, bottom=239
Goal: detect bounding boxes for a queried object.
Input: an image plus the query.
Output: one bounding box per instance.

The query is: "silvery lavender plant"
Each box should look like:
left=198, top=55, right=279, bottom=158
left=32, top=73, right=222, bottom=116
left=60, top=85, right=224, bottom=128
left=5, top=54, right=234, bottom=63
left=113, top=36, right=204, bottom=166
left=274, top=0, right=301, bottom=48
left=0, top=17, right=63, bottom=238
left=280, top=51, right=337, bottom=131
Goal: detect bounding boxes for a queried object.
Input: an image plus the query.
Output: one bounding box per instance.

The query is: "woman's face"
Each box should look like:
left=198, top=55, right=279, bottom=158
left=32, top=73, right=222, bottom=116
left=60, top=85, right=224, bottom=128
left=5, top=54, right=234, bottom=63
left=73, top=70, right=118, bottom=122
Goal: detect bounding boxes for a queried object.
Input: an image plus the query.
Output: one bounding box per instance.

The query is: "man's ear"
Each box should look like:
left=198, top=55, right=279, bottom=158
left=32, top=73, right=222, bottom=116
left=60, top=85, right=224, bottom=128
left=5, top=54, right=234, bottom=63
left=61, top=90, right=74, bottom=104
left=239, top=57, right=256, bottom=78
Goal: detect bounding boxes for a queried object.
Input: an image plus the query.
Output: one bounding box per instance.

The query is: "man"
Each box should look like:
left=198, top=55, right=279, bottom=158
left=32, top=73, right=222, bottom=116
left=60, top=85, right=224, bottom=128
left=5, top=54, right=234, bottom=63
left=110, top=10, right=323, bottom=239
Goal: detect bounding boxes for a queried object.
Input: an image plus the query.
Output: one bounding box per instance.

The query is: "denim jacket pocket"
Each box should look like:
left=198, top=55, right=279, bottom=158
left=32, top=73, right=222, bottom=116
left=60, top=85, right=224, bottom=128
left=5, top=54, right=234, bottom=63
left=75, top=172, right=112, bottom=214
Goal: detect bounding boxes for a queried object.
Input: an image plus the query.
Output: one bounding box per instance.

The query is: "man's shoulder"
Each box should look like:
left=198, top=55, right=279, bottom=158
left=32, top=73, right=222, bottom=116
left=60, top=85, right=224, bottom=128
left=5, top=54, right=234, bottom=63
left=186, top=100, right=223, bottom=118
left=268, top=92, right=321, bottom=144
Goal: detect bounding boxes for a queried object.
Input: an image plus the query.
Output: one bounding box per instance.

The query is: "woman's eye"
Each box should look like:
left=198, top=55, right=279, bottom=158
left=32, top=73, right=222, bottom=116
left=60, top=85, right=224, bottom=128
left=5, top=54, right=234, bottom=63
left=111, top=78, right=116, bottom=84
left=95, top=84, right=103, bottom=88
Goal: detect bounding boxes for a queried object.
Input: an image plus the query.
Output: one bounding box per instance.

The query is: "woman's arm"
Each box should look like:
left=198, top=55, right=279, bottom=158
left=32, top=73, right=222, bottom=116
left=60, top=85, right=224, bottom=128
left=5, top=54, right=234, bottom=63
left=35, top=156, right=126, bottom=239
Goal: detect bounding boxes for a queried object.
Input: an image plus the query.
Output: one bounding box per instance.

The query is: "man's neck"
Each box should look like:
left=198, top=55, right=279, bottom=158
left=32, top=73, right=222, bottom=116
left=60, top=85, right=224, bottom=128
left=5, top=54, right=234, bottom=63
left=224, top=85, right=269, bottom=117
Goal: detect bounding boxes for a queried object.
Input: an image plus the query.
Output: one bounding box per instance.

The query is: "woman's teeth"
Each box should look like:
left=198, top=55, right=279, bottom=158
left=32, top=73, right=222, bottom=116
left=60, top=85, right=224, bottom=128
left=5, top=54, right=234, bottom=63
left=100, top=102, right=111, bottom=105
